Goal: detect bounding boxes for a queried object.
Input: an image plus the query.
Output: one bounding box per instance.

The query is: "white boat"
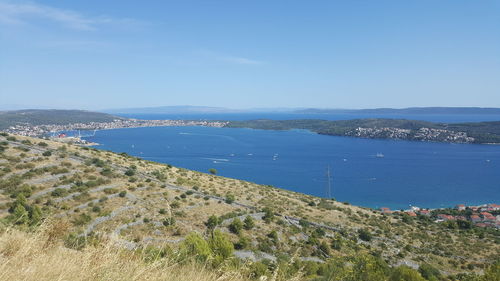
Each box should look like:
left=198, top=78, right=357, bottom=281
left=376, top=153, right=384, bottom=158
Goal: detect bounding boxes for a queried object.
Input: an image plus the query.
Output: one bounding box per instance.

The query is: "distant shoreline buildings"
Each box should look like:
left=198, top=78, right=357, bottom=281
left=380, top=203, right=500, bottom=229
left=3, top=119, right=228, bottom=137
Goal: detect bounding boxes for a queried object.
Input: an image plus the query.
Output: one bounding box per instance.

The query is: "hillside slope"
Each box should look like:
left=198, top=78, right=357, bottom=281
left=0, top=133, right=498, bottom=280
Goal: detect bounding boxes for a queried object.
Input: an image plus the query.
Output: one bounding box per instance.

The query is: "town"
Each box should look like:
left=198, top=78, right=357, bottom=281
left=380, top=203, right=500, bottom=229
left=346, top=127, right=475, bottom=143
left=4, top=118, right=229, bottom=138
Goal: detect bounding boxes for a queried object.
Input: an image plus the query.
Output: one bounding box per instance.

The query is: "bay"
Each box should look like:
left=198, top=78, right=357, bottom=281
left=83, top=123, right=500, bottom=210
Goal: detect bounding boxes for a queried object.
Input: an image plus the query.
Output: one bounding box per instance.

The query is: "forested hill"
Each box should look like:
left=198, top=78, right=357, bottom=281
left=0, top=109, right=124, bottom=130
left=224, top=119, right=500, bottom=144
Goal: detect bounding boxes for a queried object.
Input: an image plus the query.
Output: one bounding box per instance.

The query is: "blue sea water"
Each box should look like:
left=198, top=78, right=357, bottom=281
left=82, top=119, right=500, bottom=210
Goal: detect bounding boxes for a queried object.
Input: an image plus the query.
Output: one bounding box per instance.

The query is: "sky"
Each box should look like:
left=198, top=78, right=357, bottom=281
left=1, top=0, right=499, bottom=110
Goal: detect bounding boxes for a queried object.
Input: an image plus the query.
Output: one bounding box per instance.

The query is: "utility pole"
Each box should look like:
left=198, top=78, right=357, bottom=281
left=326, top=165, right=332, bottom=199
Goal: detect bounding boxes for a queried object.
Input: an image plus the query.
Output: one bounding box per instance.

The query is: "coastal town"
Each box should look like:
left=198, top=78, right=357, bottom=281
left=346, top=127, right=475, bottom=143
left=4, top=118, right=229, bottom=138
left=380, top=203, right=500, bottom=229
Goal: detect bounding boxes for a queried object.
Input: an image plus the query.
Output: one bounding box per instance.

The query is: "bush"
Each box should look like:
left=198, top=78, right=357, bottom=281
left=234, top=236, right=251, bottom=250
left=358, top=228, right=373, bottom=242
left=228, top=218, right=243, bottom=234
left=225, top=194, right=235, bottom=204
left=243, top=215, right=255, bottom=230
left=42, top=151, right=52, bottom=157
left=51, top=188, right=68, bottom=197
left=418, top=263, right=441, bottom=280
left=262, top=207, right=275, bottom=223
left=208, top=168, right=217, bottom=175
left=205, top=215, right=220, bottom=230
left=390, top=266, right=425, bottom=281
left=124, top=169, right=135, bottom=176
left=118, top=191, right=127, bottom=197
left=208, top=230, right=234, bottom=264
left=163, top=217, right=175, bottom=226
left=179, top=232, right=211, bottom=262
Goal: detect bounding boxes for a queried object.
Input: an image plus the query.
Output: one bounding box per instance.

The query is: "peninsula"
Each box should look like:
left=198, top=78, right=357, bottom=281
left=224, top=119, right=500, bottom=144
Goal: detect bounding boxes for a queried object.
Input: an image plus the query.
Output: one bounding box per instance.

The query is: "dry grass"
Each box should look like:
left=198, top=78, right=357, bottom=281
left=0, top=222, right=249, bottom=281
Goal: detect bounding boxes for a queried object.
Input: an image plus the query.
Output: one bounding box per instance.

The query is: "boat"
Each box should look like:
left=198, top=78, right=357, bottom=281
left=376, top=153, right=384, bottom=158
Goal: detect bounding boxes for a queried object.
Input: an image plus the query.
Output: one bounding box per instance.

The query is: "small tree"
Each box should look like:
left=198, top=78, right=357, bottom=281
left=124, top=169, right=135, bottom=176
left=180, top=232, right=211, bottom=262
left=229, top=218, right=243, bottom=234
left=390, top=266, right=426, bottom=281
left=209, top=230, right=234, bottom=265
left=208, top=168, right=217, bottom=175
left=225, top=194, right=235, bottom=204
left=205, top=215, right=220, bottom=230
left=243, top=215, right=255, bottom=230
left=13, top=204, right=29, bottom=225
left=358, top=228, right=373, bottom=242
left=262, top=207, right=275, bottom=223
left=29, top=205, right=42, bottom=226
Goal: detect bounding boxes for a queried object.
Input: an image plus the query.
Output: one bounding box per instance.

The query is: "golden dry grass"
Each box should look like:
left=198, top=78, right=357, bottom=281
left=0, top=222, right=249, bottom=281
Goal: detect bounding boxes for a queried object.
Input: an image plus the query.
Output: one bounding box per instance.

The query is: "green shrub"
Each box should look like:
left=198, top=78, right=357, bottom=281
left=244, top=215, right=255, bottom=230
left=390, top=266, right=425, bottom=281
left=51, top=188, right=68, bottom=197
left=225, top=194, right=235, bottom=204
left=262, top=207, right=275, bottom=223
left=208, top=230, right=234, bottom=265
left=358, top=228, right=373, bottom=242
left=228, top=218, right=243, bottom=234
left=205, top=215, right=220, bottom=230
left=179, top=232, right=211, bottom=262
left=163, top=217, right=175, bottom=226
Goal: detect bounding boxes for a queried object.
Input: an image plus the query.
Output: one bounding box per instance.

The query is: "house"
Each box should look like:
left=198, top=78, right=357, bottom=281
left=437, top=214, right=454, bottom=221
left=470, top=215, right=481, bottom=223
left=487, top=203, right=500, bottom=211
left=482, top=214, right=496, bottom=222
left=419, top=210, right=431, bottom=216
left=380, top=207, right=392, bottom=214
left=455, top=204, right=466, bottom=211
left=406, top=211, right=417, bottom=217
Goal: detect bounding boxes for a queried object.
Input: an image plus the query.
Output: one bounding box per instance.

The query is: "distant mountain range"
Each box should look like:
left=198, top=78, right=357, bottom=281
left=296, top=107, right=500, bottom=115
left=102, top=106, right=500, bottom=115
left=103, top=105, right=244, bottom=114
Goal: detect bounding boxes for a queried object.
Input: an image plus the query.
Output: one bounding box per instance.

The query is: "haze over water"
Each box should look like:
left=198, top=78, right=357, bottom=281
left=80, top=113, right=500, bottom=210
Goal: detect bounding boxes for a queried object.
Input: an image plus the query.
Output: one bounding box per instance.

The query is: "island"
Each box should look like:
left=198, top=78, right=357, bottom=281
left=224, top=119, right=500, bottom=144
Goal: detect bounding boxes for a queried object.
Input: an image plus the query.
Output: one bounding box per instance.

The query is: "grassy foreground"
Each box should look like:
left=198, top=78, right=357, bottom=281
left=0, top=220, right=253, bottom=281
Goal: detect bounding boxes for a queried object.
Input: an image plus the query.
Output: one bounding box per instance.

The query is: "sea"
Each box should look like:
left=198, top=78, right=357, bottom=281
left=80, top=113, right=500, bottom=210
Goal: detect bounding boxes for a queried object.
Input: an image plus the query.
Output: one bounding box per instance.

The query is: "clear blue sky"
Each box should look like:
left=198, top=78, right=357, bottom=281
left=1, top=0, right=499, bottom=110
